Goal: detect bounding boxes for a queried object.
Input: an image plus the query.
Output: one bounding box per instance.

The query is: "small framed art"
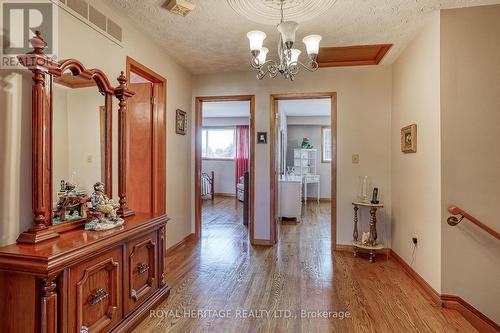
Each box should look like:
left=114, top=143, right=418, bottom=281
left=176, top=109, right=187, bottom=135
left=401, top=124, right=417, bottom=153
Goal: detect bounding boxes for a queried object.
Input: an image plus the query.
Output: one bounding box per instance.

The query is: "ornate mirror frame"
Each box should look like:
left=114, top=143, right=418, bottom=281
left=16, top=32, right=135, bottom=244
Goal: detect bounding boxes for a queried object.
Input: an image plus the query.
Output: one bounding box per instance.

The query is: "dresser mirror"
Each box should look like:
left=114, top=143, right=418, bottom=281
left=15, top=31, right=135, bottom=243
left=52, top=73, right=108, bottom=226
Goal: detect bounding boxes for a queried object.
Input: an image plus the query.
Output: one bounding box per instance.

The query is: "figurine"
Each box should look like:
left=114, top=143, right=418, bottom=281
left=53, top=180, right=87, bottom=224
left=301, top=137, right=313, bottom=149
left=85, top=182, right=124, bottom=231
left=361, top=232, right=370, bottom=245
left=90, top=182, right=120, bottom=221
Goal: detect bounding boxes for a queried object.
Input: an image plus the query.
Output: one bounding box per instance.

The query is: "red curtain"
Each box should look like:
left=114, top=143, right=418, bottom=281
left=235, top=125, right=250, bottom=192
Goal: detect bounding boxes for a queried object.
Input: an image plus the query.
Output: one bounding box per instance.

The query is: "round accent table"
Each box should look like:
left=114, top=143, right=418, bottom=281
left=351, top=201, right=384, bottom=262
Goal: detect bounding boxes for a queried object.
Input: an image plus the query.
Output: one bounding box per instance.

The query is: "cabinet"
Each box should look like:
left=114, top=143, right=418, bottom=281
left=125, top=232, right=158, bottom=314
left=280, top=176, right=303, bottom=221
left=0, top=214, right=170, bottom=333
left=69, top=247, right=122, bottom=332
left=293, top=149, right=317, bottom=175
left=293, top=149, right=321, bottom=203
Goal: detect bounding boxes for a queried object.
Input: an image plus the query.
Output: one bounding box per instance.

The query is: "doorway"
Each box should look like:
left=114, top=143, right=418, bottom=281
left=126, top=57, right=166, bottom=216
left=270, top=93, right=337, bottom=249
left=195, top=96, right=255, bottom=244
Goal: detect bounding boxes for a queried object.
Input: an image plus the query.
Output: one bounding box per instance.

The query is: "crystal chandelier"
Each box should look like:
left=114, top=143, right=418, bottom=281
left=246, top=0, right=322, bottom=81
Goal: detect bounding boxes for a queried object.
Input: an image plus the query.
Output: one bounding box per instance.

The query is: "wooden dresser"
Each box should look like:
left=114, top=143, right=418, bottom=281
left=0, top=32, right=171, bottom=332
left=0, top=214, right=170, bottom=332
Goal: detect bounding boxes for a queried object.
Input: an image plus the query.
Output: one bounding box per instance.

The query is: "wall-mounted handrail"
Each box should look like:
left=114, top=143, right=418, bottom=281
left=447, top=206, right=500, bottom=240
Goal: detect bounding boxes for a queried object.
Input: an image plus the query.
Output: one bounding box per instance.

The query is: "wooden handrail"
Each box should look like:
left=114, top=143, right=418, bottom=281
left=447, top=206, right=500, bottom=240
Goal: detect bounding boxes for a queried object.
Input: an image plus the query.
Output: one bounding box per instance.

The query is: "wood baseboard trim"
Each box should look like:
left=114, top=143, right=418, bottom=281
left=441, top=294, right=500, bottom=333
left=252, top=238, right=273, bottom=246
left=391, top=249, right=499, bottom=331
left=167, top=233, right=196, bottom=254
left=390, top=249, right=442, bottom=306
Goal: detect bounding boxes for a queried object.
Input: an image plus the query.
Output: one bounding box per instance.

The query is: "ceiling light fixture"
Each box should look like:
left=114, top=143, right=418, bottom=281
left=246, top=0, right=322, bottom=81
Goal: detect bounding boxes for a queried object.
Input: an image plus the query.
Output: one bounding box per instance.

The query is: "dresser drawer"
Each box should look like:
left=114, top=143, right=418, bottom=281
left=69, top=247, right=122, bottom=333
left=124, top=231, right=158, bottom=314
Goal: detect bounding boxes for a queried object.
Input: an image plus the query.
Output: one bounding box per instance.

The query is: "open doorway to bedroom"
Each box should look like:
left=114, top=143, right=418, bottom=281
left=195, top=96, right=255, bottom=244
left=270, top=93, right=337, bottom=249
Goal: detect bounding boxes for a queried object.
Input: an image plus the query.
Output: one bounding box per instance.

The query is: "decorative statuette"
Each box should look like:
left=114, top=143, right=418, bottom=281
left=85, top=182, right=124, bottom=231
left=301, top=137, right=313, bottom=149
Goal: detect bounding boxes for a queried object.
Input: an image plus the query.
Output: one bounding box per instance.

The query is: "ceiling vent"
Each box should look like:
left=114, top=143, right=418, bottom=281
left=164, top=0, right=195, bottom=17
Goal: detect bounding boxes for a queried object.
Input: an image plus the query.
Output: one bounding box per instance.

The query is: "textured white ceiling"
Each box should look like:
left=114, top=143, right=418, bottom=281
left=109, top=0, right=500, bottom=75
left=227, top=0, right=337, bottom=24
left=279, top=99, right=331, bottom=116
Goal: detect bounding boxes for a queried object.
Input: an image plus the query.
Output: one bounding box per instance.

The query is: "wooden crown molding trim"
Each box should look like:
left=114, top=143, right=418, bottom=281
left=317, top=44, right=392, bottom=68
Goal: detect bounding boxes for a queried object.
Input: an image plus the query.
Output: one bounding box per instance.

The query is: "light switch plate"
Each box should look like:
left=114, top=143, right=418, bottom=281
left=352, top=154, right=360, bottom=164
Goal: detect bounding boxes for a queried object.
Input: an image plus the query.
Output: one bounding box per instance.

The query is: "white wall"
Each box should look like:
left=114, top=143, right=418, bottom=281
left=0, top=1, right=193, bottom=248
left=202, top=160, right=236, bottom=195
left=287, top=116, right=330, bottom=125
left=441, top=5, right=500, bottom=323
left=391, top=12, right=442, bottom=292
left=286, top=125, right=331, bottom=198
left=203, top=117, right=248, bottom=127
left=192, top=66, right=392, bottom=244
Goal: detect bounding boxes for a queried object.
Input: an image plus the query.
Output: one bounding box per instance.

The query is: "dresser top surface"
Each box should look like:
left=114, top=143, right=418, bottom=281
left=0, top=213, right=168, bottom=260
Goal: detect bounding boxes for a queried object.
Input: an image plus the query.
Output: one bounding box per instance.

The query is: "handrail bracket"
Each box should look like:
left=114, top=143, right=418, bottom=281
left=447, top=214, right=464, bottom=226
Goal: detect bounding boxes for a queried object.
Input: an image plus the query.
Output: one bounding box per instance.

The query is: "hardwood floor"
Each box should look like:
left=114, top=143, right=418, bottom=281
left=134, top=197, right=477, bottom=332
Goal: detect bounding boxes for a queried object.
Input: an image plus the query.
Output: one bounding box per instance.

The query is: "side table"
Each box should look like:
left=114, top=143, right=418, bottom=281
left=352, top=201, right=384, bottom=262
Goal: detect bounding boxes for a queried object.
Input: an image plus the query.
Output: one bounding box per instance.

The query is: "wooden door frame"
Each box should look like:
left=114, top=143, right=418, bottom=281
left=195, top=95, right=256, bottom=243
left=126, top=56, right=167, bottom=216
left=269, top=92, right=338, bottom=250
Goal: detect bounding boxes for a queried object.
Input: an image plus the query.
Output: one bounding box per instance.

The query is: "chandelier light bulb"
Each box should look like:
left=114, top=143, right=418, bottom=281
left=303, top=34, right=322, bottom=57
left=288, top=49, right=301, bottom=65
left=277, top=21, right=298, bottom=49
left=257, top=47, right=269, bottom=64
left=246, top=4, right=319, bottom=80
left=247, top=30, right=267, bottom=52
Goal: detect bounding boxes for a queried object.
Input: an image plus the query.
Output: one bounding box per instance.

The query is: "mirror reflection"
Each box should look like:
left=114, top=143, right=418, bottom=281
left=52, top=73, right=106, bottom=224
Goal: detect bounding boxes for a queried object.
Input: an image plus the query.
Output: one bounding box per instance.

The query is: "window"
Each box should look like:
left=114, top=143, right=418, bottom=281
left=202, top=128, right=235, bottom=159
left=321, top=126, right=332, bottom=163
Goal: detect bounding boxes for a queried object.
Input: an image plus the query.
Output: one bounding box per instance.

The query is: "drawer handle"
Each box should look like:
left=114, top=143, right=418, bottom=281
left=137, top=263, right=149, bottom=274
left=89, top=288, right=109, bottom=305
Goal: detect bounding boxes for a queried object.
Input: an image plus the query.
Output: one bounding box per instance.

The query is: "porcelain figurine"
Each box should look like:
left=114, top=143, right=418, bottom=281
left=301, top=137, right=313, bottom=149
left=90, top=182, right=119, bottom=220
left=361, top=231, right=370, bottom=245
left=86, top=182, right=124, bottom=231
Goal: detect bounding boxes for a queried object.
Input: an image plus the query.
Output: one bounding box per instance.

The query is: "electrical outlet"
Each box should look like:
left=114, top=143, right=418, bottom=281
left=87, top=155, right=93, bottom=163
left=412, top=234, right=418, bottom=245
left=352, top=154, right=360, bottom=164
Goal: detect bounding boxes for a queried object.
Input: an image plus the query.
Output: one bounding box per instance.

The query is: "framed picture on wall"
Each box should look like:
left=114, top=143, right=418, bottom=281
left=176, top=109, right=187, bottom=135
left=401, top=124, right=417, bottom=153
